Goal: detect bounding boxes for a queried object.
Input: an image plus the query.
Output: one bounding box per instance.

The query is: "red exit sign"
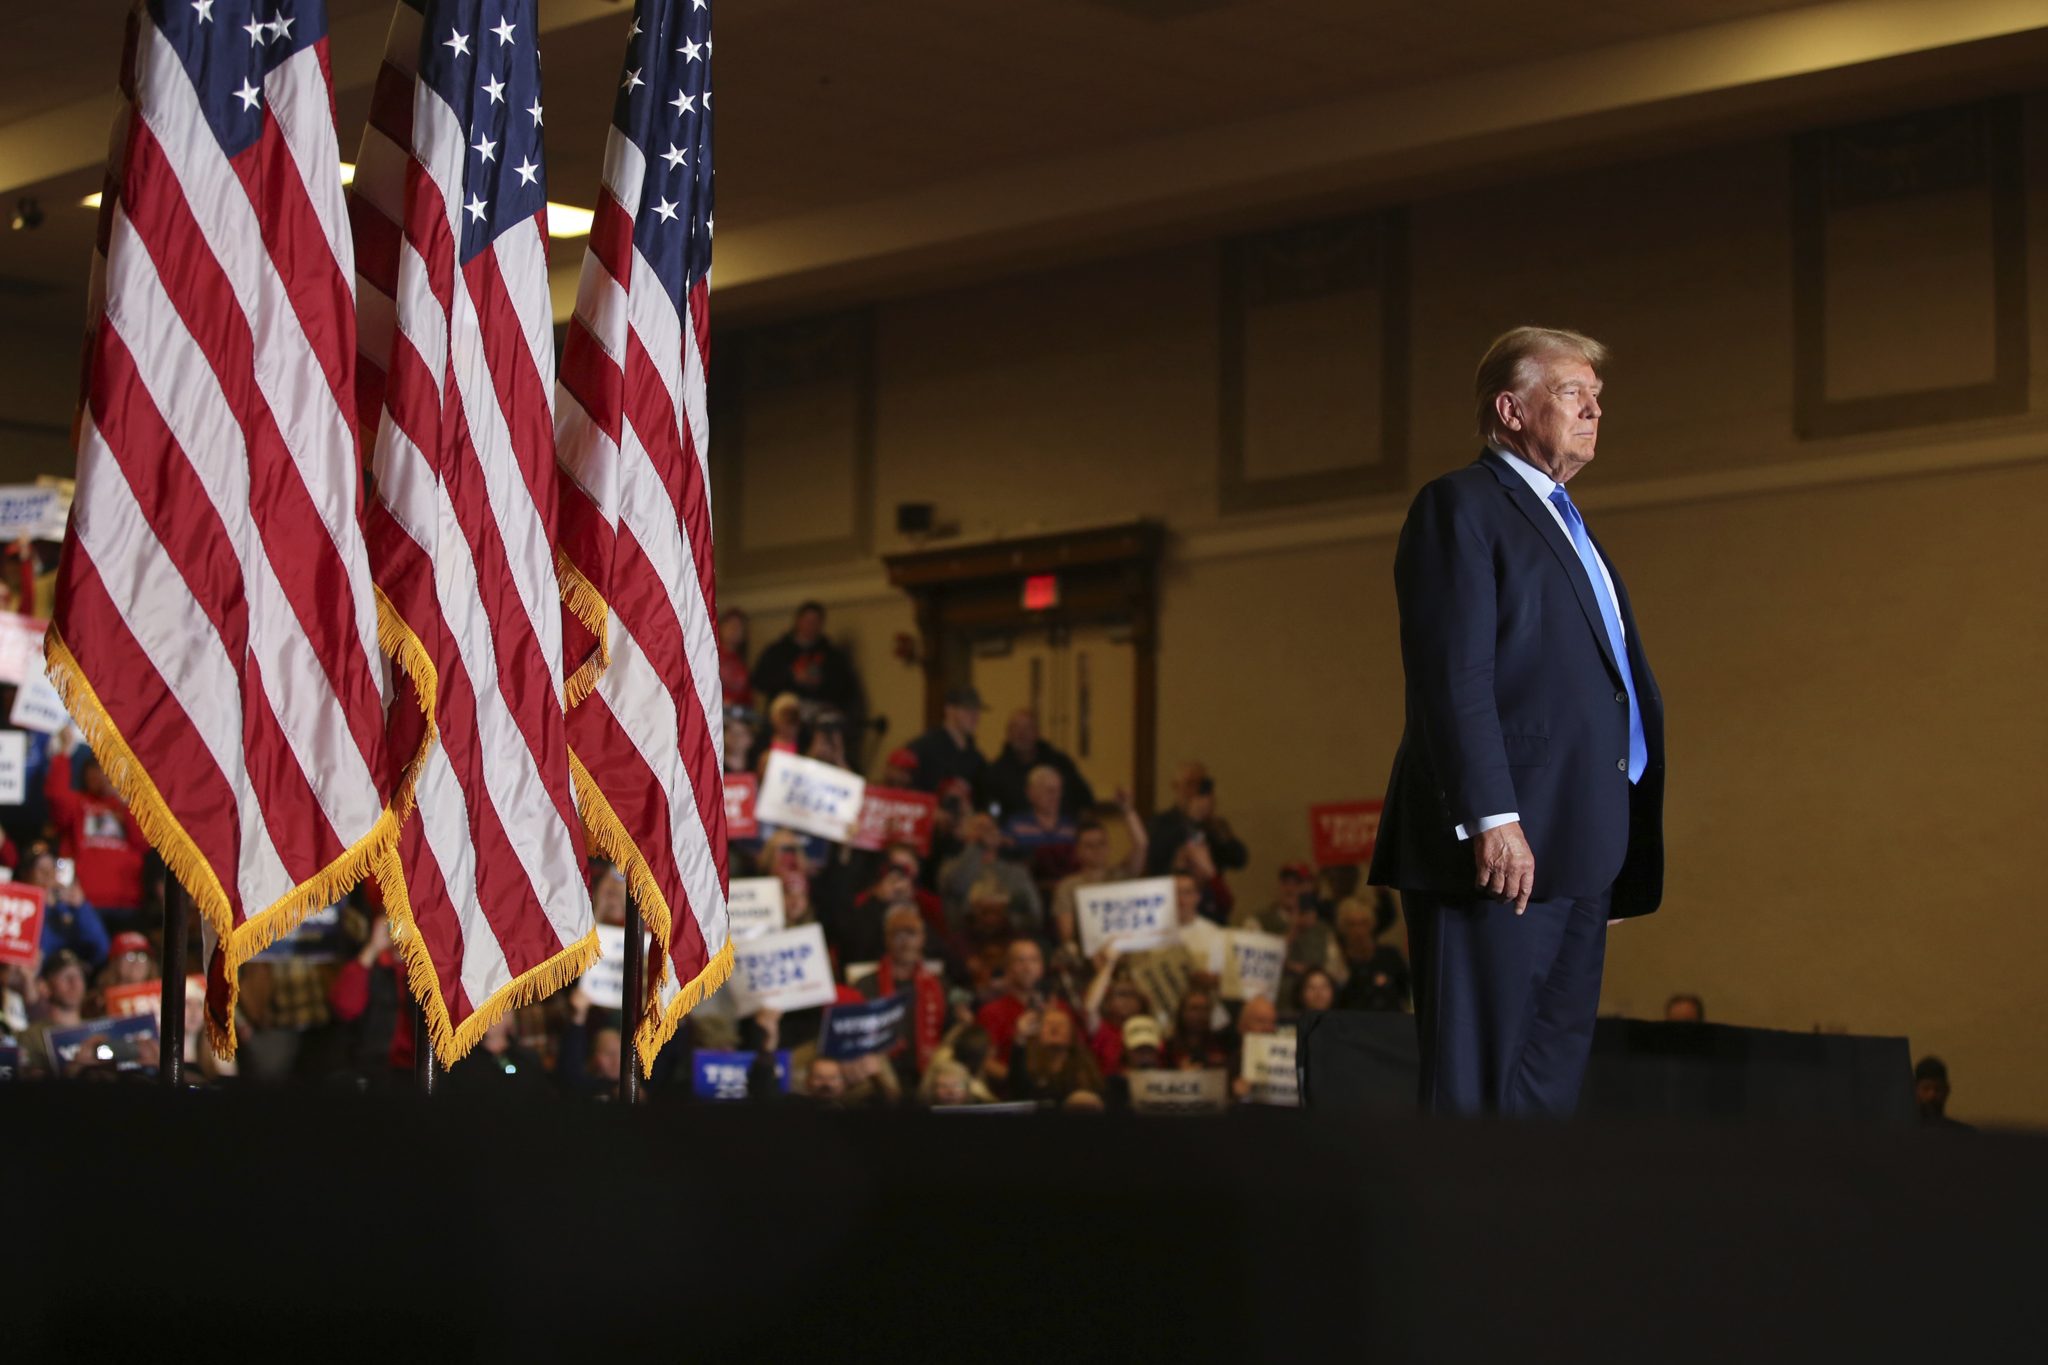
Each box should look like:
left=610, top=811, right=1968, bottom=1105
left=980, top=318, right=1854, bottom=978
left=1021, top=573, right=1060, bottom=611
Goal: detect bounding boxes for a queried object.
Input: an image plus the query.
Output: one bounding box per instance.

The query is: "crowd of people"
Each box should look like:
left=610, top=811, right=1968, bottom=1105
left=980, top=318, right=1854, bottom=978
left=1, top=602, right=1959, bottom=1121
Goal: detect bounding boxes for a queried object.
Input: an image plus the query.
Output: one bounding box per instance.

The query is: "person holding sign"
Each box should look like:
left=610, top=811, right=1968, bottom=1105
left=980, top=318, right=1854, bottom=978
left=45, top=729, right=148, bottom=934
left=974, top=938, right=1073, bottom=1092
left=1370, top=328, right=1667, bottom=1117
left=27, top=848, right=108, bottom=970
left=854, top=904, right=950, bottom=1084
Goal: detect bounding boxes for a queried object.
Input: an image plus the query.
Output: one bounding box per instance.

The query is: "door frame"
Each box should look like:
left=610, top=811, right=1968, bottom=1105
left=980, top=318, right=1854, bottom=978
left=882, top=521, right=1163, bottom=813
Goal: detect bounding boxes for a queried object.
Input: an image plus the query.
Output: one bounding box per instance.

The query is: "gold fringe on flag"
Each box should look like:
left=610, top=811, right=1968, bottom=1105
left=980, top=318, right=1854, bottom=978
left=43, top=626, right=397, bottom=1058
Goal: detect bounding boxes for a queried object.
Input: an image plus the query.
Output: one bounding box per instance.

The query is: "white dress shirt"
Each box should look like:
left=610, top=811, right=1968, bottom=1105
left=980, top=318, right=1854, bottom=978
left=1454, top=448, right=1623, bottom=841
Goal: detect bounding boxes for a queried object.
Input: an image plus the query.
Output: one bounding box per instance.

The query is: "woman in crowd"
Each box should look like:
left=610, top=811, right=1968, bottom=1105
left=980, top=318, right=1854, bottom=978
left=718, top=607, right=754, bottom=711
left=1290, top=966, right=1339, bottom=1019
left=1166, top=986, right=1232, bottom=1071
left=1012, top=1006, right=1103, bottom=1106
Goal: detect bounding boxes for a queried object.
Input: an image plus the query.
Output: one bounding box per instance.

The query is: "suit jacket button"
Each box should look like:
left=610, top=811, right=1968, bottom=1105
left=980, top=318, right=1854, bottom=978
left=1617, top=758, right=1628, bottom=771
left=1615, top=690, right=1627, bottom=703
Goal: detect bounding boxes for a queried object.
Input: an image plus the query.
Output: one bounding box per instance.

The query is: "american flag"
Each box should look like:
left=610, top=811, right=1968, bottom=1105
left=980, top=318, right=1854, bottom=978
left=350, top=0, right=598, bottom=1063
left=49, top=0, right=394, bottom=1054
left=556, top=0, right=728, bottom=1067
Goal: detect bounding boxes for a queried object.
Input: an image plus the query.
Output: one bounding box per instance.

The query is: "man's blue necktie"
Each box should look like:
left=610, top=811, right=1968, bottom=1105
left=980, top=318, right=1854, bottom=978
left=1549, top=486, right=1648, bottom=784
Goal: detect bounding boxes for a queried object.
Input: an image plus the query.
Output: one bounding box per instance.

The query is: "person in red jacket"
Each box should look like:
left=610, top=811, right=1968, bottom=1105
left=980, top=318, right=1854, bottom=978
left=46, top=728, right=146, bottom=933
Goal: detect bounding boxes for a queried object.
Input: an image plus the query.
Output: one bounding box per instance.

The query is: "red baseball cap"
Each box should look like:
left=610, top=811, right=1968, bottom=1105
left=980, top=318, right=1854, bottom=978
left=110, top=931, right=152, bottom=959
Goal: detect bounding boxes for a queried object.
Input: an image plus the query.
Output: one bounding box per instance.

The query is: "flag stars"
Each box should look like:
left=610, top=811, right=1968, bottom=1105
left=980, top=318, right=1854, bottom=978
left=473, top=132, right=496, bottom=162
left=233, top=77, right=261, bottom=111
left=272, top=13, right=293, bottom=42
left=243, top=16, right=267, bottom=44
left=678, top=36, right=703, bottom=62
left=528, top=98, right=544, bottom=126
left=482, top=73, right=505, bottom=104
left=465, top=193, right=488, bottom=224
left=669, top=89, right=694, bottom=117
left=662, top=142, right=689, bottom=170
left=513, top=157, right=539, bottom=186
left=492, top=18, right=517, bottom=46
left=444, top=28, right=470, bottom=58
left=622, top=67, right=645, bottom=93
left=651, top=197, right=679, bottom=223
left=628, top=17, right=642, bottom=39
left=192, top=0, right=213, bottom=21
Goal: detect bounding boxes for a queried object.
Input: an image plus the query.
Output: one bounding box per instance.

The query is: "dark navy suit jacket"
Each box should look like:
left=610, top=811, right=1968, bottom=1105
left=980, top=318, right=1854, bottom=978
left=1368, top=451, right=1666, bottom=919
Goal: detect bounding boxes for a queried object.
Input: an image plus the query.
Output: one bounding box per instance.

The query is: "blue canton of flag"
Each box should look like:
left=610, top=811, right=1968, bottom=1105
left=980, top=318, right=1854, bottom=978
left=614, top=0, right=715, bottom=312
left=154, top=1, right=325, bottom=157
left=411, top=0, right=549, bottom=261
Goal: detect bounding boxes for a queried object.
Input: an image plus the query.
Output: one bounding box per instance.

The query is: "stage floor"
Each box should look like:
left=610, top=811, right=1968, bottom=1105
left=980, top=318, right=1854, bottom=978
left=7, top=1086, right=2038, bottom=1362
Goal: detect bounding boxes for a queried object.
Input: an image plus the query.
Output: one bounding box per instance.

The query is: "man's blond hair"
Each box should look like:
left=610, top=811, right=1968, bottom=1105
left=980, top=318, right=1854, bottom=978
left=1474, top=326, right=1609, bottom=446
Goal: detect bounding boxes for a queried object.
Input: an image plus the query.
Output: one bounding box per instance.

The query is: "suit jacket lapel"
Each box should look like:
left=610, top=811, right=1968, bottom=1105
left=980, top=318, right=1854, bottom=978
left=1479, top=450, right=1623, bottom=683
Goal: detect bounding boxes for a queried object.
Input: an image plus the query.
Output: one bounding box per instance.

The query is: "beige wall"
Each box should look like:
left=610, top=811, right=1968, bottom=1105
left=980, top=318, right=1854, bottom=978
left=723, top=92, right=2048, bottom=1125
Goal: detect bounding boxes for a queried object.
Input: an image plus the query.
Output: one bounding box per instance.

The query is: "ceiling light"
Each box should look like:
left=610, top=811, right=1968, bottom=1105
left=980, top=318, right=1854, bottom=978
left=546, top=202, right=594, bottom=238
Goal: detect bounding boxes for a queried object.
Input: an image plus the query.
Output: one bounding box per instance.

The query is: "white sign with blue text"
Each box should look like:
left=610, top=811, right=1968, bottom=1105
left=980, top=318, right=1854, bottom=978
left=1074, top=877, right=1179, bottom=956
left=726, top=877, right=786, bottom=941
left=754, top=750, right=867, bottom=843
left=726, top=921, right=837, bottom=1014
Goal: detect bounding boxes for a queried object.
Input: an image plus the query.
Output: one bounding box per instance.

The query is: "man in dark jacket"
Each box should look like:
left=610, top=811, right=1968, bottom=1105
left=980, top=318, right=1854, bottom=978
left=982, top=708, right=1095, bottom=819
left=748, top=601, right=865, bottom=744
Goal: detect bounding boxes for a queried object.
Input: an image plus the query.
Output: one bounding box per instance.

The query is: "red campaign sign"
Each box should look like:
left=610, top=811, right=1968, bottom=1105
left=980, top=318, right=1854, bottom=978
left=104, top=980, right=162, bottom=1020
left=1309, top=800, right=1383, bottom=867
left=0, top=882, right=46, bottom=967
left=725, top=772, right=760, bottom=841
left=849, top=787, right=939, bottom=855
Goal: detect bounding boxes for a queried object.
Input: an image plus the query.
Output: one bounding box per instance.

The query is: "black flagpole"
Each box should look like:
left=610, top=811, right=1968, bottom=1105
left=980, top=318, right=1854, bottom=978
left=157, top=879, right=188, bottom=1087
left=620, top=902, right=645, bottom=1104
left=414, top=1006, right=436, bottom=1096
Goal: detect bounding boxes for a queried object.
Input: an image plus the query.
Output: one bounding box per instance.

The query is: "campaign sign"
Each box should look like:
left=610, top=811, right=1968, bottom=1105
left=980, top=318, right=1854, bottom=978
left=0, top=882, right=45, bottom=967
left=755, top=750, right=867, bottom=843
left=583, top=924, right=631, bottom=1012
left=724, top=772, right=760, bottom=841
left=1309, top=799, right=1382, bottom=867
left=1240, top=1032, right=1299, bottom=1107
left=9, top=666, right=70, bottom=735
left=252, top=900, right=351, bottom=963
left=0, top=731, right=25, bottom=806
left=691, top=1049, right=790, bottom=1101
left=819, top=993, right=909, bottom=1060
left=1127, top=1067, right=1228, bottom=1115
left=1074, top=877, right=1179, bottom=956
left=848, top=786, right=939, bottom=855
left=726, top=922, right=837, bottom=1013
left=1220, top=929, right=1287, bottom=1002
left=45, top=1013, right=158, bottom=1077
left=0, top=1042, right=19, bottom=1083
left=104, top=980, right=163, bottom=1021
left=0, top=485, right=70, bottom=541
left=0, top=612, right=48, bottom=687
left=726, top=877, right=786, bottom=942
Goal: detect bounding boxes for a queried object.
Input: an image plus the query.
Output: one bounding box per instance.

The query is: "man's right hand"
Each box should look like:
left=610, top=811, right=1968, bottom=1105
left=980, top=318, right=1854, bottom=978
left=1474, top=821, right=1535, bottom=915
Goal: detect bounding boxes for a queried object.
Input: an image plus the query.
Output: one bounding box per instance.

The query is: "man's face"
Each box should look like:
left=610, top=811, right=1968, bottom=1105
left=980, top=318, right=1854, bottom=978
left=877, top=866, right=913, bottom=905
left=808, top=1058, right=846, bottom=1097
left=49, top=964, right=86, bottom=1008
left=933, top=1070, right=969, bottom=1104
left=27, top=856, right=55, bottom=891
left=1027, top=768, right=1061, bottom=812
left=1005, top=710, right=1037, bottom=754
left=1278, top=874, right=1308, bottom=908
left=1173, top=876, right=1201, bottom=925
left=1665, top=997, right=1702, bottom=1024
left=1916, top=1077, right=1949, bottom=1112
left=724, top=718, right=753, bottom=758
left=1337, top=914, right=1376, bottom=958
left=719, top=613, right=746, bottom=650
left=1239, top=997, right=1277, bottom=1035
left=1075, top=828, right=1110, bottom=871
left=886, top=912, right=924, bottom=961
left=1506, top=356, right=1602, bottom=482
left=81, top=760, right=113, bottom=800
left=591, top=1030, right=622, bottom=1082
left=792, top=608, right=823, bottom=645
left=945, top=703, right=981, bottom=738
left=592, top=872, right=628, bottom=926
left=1006, top=941, right=1044, bottom=993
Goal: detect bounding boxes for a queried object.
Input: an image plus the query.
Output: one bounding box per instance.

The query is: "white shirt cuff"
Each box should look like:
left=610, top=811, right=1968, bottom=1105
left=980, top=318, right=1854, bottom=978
left=1454, top=812, right=1519, bottom=841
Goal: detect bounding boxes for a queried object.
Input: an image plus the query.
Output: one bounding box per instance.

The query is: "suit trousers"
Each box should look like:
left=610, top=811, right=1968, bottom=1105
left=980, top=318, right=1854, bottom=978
left=1404, top=885, right=1611, bottom=1116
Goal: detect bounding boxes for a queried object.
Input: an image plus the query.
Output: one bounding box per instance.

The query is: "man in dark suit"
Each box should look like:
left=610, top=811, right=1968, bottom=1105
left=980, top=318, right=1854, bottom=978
left=1369, top=326, right=1666, bottom=1116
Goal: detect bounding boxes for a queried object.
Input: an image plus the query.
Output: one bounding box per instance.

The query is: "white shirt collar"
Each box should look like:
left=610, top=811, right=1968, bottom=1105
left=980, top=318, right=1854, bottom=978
left=1488, top=445, right=1558, bottom=500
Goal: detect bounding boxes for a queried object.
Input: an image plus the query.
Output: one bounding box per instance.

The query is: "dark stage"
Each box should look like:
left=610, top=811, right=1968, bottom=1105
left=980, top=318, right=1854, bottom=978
left=6, top=1086, right=2039, bottom=1362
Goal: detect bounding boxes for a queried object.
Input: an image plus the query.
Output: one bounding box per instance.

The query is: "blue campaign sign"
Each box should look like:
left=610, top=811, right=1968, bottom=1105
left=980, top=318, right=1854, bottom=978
left=819, top=994, right=909, bottom=1060
left=253, top=900, right=353, bottom=963
left=44, top=1013, right=159, bottom=1077
left=691, top=1049, right=790, bottom=1102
